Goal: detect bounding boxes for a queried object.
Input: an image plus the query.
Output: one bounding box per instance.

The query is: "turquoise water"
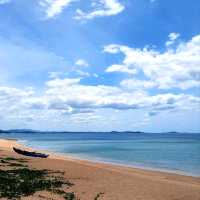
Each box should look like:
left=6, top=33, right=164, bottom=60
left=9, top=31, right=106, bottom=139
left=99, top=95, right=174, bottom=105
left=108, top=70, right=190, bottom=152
left=1, top=132, right=200, bottom=176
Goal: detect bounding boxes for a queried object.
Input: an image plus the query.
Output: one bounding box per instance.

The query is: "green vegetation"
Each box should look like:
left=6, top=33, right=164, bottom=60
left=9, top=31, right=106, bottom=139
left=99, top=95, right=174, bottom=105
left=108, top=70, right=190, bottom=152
left=0, top=156, right=104, bottom=200
left=3, top=157, right=28, bottom=162
left=64, top=192, right=77, bottom=200
left=0, top=157, right=28, bottom=168
left=0, top=156, right=77, bottom=200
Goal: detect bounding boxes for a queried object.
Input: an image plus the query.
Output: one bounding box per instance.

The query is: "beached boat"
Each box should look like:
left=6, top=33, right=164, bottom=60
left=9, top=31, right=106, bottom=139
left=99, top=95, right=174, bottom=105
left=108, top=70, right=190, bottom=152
left=13, top=147, right=49, bottom=158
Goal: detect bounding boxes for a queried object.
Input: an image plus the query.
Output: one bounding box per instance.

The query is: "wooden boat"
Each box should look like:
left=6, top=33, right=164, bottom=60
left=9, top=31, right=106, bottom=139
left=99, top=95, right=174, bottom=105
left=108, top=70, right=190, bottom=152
left=13, top=147, right=49, bottom=158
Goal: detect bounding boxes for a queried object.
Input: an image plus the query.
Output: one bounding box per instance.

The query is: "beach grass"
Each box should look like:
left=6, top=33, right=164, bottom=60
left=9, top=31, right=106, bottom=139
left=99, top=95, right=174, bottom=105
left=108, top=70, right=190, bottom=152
left=0, top=156, right=77, bottom=200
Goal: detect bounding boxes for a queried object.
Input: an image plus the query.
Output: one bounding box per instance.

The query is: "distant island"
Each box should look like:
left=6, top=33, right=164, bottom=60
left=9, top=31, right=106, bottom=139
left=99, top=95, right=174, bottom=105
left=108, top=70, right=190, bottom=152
left=0, top=129, right=195, bottom=134
left=0, top=129, right=145, bottom=134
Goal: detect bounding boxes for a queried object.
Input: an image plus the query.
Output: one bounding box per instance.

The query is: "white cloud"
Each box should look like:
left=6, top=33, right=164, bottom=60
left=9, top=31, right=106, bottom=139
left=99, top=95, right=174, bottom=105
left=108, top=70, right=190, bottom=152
left=48, top=71, right=64, bottom=79
left=169, top=32, right=180, bottom=41
left=75, top=59, right=89, bottom=67
left=38, top=0, right=124, bottom=20
left=70, top=113, right=103, bottom=124
left=106, top=64, right=137, bottom=74
left=73, top=59, right=90, bottom=77
left=0, top=86, right=35, bottom=120
left=120, top=79, right=156, bottom=90
left=46, top=77, right=80, bottom=88
left=0, top=77, right=199, bottom=128
left=39, top=0, right=75, bottom=18
left=75, top=0, right=124, bottom=20
left=0, top=35, right=199, bottom=129
left=105, top=34, right=200, bottom=90
left=2, top=0, right=124, bottom=20
left=75, top=70, right=90, bottom=77
left=42, top=78, right=200, bottom=114
left=165, top=32, right=180, bottom=47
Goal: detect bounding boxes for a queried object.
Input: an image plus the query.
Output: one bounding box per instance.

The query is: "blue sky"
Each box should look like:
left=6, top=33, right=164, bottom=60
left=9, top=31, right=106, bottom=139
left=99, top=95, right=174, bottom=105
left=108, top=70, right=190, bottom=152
left=0, top=0, right=200, bottom=132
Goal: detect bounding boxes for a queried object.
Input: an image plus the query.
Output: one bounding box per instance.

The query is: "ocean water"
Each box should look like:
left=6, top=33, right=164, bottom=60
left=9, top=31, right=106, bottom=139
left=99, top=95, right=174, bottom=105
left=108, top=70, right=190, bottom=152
left=0, top=132, right=200, bottom=176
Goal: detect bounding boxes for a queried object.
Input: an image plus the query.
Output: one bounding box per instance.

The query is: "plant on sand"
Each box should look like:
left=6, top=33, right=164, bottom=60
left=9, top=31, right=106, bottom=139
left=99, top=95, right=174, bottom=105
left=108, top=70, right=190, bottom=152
left=0, top=156, right=77, bottom=200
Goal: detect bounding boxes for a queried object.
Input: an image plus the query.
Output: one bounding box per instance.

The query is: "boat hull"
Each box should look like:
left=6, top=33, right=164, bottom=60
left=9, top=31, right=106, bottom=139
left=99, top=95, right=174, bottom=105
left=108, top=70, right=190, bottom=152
left=13, top=147, right=49, bottom=158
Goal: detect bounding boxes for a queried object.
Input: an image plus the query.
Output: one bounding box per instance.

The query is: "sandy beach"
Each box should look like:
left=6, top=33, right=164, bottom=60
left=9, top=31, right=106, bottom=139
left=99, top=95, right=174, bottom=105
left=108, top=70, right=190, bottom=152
left=0, top=138, right=200, bottom=200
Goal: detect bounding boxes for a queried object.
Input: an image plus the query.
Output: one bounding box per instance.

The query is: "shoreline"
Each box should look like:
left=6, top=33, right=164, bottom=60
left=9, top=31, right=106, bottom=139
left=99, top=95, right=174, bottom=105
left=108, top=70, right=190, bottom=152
left=17, top=138, right=199, bottom=178
left=1, top=138, right=200, bottom=200
left=1, top=137, right=199, bottom=178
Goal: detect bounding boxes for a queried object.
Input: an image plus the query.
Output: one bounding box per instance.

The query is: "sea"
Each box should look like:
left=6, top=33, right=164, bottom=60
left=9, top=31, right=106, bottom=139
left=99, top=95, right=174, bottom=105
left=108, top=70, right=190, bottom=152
left=0, top=132, right=200, bottom=177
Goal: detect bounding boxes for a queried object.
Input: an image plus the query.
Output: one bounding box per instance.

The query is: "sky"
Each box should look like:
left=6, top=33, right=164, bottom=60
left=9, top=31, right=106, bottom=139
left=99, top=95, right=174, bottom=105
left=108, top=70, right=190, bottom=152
left=0, top=0, right=200, bottom=132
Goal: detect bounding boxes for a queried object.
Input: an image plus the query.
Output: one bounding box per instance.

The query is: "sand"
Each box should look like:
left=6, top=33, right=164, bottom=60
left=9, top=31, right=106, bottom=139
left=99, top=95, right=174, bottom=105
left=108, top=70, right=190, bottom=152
left=0, top=138, right=200, bottom=200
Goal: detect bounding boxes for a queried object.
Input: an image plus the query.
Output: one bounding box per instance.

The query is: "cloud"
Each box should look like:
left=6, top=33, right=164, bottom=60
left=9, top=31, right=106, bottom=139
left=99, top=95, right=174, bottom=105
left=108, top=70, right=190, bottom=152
left=75, top=59, right=89, bottom=67
left=48, top=71, right=64, bottom=79
left=75, top=70, right=90, bottom=77
left=39, top=0, right=75, bottom=19
left=106, top=64, right=137, bottom=74
left=165, top=32, right=180, bottom=47
left=70, top=113, right=103, bottom=124
left=120, top=79, right=156, bottom=90
left=1, top=0, right=124, bottom=20
left=39, top=78, right=200, bottom=113
left=75, top=0, right=124, bottom=20
left=38, top=0, right=124, bottom=20
left=169, top=32, right=180, bottom=41
left=46, top=77, right=81, bottom=88
left=72, top=59, right=90, bottom=77
left=0, top=86, right=35, bottom=120
left=0, top=77, right=199, bottom=128
left=0, top=34, right=199, bottom=129
left=104, top=34, right=200, bottom=90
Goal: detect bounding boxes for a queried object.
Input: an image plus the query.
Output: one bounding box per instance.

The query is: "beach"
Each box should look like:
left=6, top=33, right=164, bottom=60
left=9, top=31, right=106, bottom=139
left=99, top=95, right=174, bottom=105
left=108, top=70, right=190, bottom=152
left=0, top=139, right=200, bottom=200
